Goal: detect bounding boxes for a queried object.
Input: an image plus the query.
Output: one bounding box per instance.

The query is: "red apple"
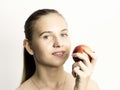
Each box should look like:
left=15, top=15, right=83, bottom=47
left=72, top=44, right=92, bottom=62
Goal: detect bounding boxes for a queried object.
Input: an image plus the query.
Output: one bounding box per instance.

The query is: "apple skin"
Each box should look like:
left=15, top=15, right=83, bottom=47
left=72, top=44, right=92, bottom=62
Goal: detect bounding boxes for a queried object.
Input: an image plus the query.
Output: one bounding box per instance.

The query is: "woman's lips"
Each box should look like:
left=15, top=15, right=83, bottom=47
left=52, top=51, right=65, bottom=57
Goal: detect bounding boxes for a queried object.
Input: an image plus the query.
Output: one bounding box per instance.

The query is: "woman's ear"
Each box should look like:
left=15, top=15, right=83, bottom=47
left=23, top=39, right=34, bottom=55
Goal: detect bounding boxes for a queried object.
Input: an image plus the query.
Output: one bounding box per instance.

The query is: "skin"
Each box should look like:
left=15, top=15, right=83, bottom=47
left=17, top=13, right=99, bottom=90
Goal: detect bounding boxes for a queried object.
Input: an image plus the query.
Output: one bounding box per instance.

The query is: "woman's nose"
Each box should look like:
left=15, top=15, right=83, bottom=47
left=53, top=37, right=63, bottom=48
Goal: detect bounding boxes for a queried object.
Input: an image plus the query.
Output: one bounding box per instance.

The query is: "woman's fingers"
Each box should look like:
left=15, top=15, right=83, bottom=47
left=72, top=61, right=93, bottom=78
left=73, top=66, right=84, bottom=77
left=72, top=49, right=97, bottom=78
left=72, top=53, right=90, bottom=67
left=84, top=48, right=97, bottom=66
left=72, top=62, right=80, bottom=77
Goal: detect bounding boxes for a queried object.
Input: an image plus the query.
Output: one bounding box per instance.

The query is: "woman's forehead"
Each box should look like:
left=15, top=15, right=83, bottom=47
left=34, top=13, right=68, bottom=33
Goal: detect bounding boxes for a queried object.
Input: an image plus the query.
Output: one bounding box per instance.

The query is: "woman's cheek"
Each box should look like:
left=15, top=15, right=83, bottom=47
left=65, top=40, right=71, bottom=52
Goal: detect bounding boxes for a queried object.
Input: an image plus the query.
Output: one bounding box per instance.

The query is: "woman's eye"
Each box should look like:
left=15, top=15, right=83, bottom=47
left=43, top=35, right=51, bottom=40
left=61, top=33, right=68, bottom=37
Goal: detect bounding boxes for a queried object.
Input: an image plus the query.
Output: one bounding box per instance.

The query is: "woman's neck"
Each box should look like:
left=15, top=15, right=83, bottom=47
left=31, top=65, right=66, bottom=89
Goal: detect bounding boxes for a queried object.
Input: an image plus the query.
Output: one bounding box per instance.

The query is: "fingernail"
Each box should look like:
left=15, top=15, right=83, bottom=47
left=72, top=53, right=76, bottom=57
left=74, top=66, right=79, bottom=70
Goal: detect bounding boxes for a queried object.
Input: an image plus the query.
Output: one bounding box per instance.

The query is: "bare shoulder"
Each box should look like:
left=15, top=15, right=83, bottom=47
left=16, top=79, right=35, bottom=90
left=87, top=79, right=100, bottom=90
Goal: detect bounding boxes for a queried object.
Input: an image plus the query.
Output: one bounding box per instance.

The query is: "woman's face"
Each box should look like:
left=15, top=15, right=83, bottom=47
left=31, top=13, right=71, bottom=67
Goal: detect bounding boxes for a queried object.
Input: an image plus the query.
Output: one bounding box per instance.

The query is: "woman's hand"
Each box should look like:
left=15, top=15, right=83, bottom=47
left=72, top=48, right=97, bottom=90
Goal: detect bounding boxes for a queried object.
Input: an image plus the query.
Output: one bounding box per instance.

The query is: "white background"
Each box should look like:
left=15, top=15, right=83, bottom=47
left=0, top=0, right=120, bottom=90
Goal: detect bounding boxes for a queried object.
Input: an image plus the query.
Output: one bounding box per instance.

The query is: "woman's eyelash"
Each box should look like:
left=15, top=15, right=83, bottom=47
left=43, top=35, right=51, bottom=39
left=61, top=33, right=68, bottom=37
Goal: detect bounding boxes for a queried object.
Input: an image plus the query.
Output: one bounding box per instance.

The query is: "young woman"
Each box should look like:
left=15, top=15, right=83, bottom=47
left=16, top=9, right=99, bottom=90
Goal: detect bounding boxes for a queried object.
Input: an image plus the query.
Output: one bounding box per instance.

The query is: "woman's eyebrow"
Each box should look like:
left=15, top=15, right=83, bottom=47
left=39, top=31, right=52, bottom=36
left=39, top=29, right=68, bottom=36
left=61, top=29, right=68, bottom=32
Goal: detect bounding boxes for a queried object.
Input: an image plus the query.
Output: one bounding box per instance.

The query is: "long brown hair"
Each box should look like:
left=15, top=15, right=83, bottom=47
left=21, top=9, right=63, bottom=84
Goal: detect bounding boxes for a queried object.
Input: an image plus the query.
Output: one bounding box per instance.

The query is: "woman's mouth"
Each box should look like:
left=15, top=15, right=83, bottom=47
left=52, top=51, right=65, bottom=57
